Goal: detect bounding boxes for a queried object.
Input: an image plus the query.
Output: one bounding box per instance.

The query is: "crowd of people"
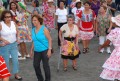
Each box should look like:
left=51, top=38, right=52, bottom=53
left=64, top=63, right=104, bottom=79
left=0, top=0, right=120, bottom=81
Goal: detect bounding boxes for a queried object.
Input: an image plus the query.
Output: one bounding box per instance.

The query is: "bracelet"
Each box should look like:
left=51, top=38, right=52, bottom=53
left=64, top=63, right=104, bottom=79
left=49, top=47, right=52, bottom=49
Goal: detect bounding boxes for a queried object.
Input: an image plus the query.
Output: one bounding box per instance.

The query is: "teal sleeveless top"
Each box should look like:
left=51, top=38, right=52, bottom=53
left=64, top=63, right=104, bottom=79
left=32, top=25, right=49, bottom=52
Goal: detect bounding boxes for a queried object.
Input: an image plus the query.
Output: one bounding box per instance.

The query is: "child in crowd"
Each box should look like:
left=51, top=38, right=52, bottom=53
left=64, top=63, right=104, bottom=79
left=99, top=15, right=120, bottom=81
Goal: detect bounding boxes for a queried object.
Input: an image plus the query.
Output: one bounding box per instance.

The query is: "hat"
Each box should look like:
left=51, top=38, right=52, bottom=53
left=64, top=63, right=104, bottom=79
left=18, top=2, right=26, bottom=10
left=111, top=15, right=120, bottom=26
left=47, top=0, right=54, bottom=2
left=76, top=0, right=82, bottom=3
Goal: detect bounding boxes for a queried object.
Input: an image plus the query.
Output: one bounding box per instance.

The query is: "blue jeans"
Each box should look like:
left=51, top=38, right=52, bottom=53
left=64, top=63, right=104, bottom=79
left=0, top=42, right=19, bottom=74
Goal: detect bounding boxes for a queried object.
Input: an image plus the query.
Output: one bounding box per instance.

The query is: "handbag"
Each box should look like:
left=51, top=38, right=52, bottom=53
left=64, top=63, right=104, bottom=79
left=34, top=29, right=54, bottom=54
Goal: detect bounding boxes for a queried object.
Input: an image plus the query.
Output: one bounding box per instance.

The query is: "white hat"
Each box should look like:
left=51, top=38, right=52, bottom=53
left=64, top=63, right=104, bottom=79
left=47, top=0, right=54, bottom=2
left=111, top=15, right=120, bottom=26
left=76, top=0, right=82, bottom=3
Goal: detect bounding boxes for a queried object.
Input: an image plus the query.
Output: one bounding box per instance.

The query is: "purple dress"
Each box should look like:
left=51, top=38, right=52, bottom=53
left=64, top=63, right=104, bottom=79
left=91, top=1, right=100, bottom=16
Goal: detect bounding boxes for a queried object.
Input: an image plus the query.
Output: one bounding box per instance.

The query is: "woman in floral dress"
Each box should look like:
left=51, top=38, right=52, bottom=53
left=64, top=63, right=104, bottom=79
left=77, top=1, right=96, bottom=54
left=43, top=0, right=55, bottom=31
left=42, top=0, right=48, bottom=24
left=59, top=15, right=80, bottom=71
left=99, top=15, right=120, bottom=81
left=16, top=2, right=32, bottom=60
left=96, top=6, right=112, bottom=54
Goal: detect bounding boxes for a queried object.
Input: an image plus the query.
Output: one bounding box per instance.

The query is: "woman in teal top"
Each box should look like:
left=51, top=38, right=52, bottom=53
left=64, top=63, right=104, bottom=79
left=30, top=15, right=52, bottom=81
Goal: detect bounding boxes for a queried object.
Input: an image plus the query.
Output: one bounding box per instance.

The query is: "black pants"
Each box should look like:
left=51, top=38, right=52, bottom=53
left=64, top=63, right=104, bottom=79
left=33, top=50, right=51, bottom=81
left=57, top=22, right=67, bottom=46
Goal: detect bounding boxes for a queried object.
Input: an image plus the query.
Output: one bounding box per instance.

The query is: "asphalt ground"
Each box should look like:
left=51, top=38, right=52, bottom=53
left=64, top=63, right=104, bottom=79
left=9, top=4, right=120, bottom=81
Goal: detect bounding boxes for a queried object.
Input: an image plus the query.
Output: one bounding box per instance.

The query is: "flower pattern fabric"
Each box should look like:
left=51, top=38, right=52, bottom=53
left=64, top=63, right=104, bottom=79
left=100, top=28, right=120, bottom=80
left=97, top=14, right=110, bottom=36
left=61, top=40, right=79, bottom=56
left=16, top=12, right=32, bottom=42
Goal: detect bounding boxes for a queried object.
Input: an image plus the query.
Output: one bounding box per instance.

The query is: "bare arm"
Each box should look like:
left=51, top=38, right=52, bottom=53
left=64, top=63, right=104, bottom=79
left=109, top=7, right=116, bottom=11
left=96, top=17, right=99, bottom=34
left=0, top=24, right=5, bottom=41
left=14, top=22, right=19, bottom=38
left=30, top=42, right=34, bottom=58
left=100, top=39, right=111, bottom=48
left=30, top=42, right=34, bottom=52
left=108, top=15, right=113, bottom=32
left=55, top=15, right=58, bottom=29
left=44, top=28, right=52, bottom=50
left=44, top=28, right=52, bottom=57
left=0, top=24, right=2, bottom=41
left=93, top=19, right=96, bottom=32
left=0, top=23, right=10, bottom=46
left=98, top=39, right=111, bottom=52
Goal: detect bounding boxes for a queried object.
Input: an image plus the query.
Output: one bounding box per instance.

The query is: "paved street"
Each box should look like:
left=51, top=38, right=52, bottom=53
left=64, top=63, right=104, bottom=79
left=9, top=5, right=118, bottom=81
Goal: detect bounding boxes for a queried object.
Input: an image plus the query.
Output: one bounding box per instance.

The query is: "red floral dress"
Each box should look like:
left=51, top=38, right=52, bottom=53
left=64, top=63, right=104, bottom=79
left=42, top=2, right=55, bottom=30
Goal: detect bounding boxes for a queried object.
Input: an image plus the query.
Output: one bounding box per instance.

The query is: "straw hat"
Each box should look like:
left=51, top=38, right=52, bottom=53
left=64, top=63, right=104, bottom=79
left=111, top=15, right=120, bottom=26
left=76, top=0, right=82, bottom=3
left=47, top=0, right=54, bottom=2
left=18, top=2, right=26, bottom=10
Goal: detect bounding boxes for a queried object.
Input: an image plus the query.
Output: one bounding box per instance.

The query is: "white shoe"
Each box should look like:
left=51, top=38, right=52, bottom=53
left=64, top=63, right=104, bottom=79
left=18, top=52, right=21, bottom=57
left=107, top=47, right=111, bottom=54
left=18, top=57, right=26, bottom=60
left=99, top=48, right=104, bottom=53
left=25, top=54, right=30, bottom=58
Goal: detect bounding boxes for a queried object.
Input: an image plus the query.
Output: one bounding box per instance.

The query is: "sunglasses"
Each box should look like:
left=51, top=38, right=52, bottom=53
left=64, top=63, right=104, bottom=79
left=4, top=16, right=11, bottom=18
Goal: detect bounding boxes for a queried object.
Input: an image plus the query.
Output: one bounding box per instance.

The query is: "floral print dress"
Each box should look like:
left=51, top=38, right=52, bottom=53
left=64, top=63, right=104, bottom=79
left=100, top=28, right=120, bottom=80
left=60, top=24, right=80, bottom=60
left=44, top=5, right=55, bottom=30
left=97, top=14, right=110, bottom=36
left=15, top=12, right=32, bottom=42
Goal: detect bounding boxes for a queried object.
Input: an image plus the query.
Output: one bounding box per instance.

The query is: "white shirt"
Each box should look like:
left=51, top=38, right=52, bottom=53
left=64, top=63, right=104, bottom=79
left=55, top=8, right=67, bottom=23
left=60, top=24, right=79, bottom=37
left=10, top=10, right=20, bottom=16
left=0, top=21, right=17, bottom=43
left=72, top=7, right=84, bottom=23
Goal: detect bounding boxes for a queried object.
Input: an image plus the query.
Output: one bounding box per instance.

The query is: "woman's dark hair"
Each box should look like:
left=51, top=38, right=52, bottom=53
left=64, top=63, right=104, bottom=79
left=34, top=0, right=39, bottom=7
left=32, top=15, right=43, bottom=25
left=1, top=10, right=12, bottom=21
left=9, top=2, right=18, bottom=10
left=75, top=2, right=82, bottom=8
left=84, top=1, right=91, bottom=6
left=58, top=1, right=66, bottom=8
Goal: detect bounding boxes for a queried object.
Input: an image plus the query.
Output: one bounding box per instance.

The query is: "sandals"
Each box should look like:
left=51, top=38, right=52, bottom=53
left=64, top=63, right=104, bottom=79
left=83, top=48, right=87, bottom=54
left=15, top=76, right=22, bottom=80
left=72, top=66, right=77, bottom=70
left=86, top=48, right=89, bottom=53
left=83, top=48, right=89, bottom=54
